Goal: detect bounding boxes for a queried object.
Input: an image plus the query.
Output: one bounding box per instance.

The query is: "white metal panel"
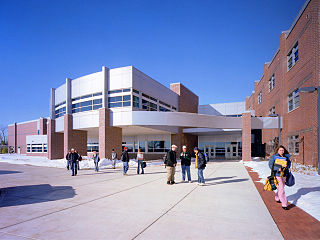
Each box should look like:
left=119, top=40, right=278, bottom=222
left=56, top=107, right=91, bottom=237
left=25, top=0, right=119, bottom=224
left=71, top=72, right=103, bottom=98
left=132, top=67, right=179, bottom=108
left=55, top=83, right=66, bottom=104
left=72, top=111, right=99, bottom=129
left=199, top=133, right=242, bottom=143
left=55, top=117, right=64, bottom=132
left=26, top=135, right=47, bottom=144
left=109, top=66, right=132, bottom=90
left=199, top=102, right=245, bottom=116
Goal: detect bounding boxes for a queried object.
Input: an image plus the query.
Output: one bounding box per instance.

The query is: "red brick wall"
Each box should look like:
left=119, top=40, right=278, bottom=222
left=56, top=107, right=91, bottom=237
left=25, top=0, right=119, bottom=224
left=245, top=0, right=319, bottom=166
left=64, top=114, right=87, bottom=157
left=47, top=119, right=64, bottom=159
left=170, top=83, right=199, bottom=113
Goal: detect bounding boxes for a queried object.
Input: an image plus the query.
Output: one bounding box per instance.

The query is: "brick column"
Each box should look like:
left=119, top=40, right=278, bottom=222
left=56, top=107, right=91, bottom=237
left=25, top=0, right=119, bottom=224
left=64, top=114, right=87, bottom=157
left=47, top=119, right=64, bottom=159
left=39, top=118, right=47, bottom=135
left=99, top=108, right=122, bottom=159
left=242, top=112, right=252, bottom=161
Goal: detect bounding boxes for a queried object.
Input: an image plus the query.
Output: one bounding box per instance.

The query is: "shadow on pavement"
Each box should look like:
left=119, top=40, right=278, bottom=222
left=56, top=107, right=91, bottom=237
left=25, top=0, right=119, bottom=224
left=205, top=178, right=249, bottom=186
left=287, top=186, right=320, bottom=206
left=0, top=184, right=75, bottom=208
left=0, top=170, right=22, bottom=175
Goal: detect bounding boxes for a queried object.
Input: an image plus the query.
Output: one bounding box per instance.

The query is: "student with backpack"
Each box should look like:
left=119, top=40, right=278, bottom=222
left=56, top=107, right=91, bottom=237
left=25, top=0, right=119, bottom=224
left=66, top=150, right=72, bottom=170
left=136, top=149, right=144, bottom=174
left=268, top=145, right=292, bottom=210
left=180, top=145, right=192, bottom=183
left=194, top=147, right=206, bottom=186
left=121, top=147, right=130, bottom=175
left=92, top=150, right=100, bottom=172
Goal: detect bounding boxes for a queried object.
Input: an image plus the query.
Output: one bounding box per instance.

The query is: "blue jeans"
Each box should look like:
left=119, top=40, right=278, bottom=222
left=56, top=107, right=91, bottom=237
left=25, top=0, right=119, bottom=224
left=66, top=160, right=71, bottom=170
left=94, top=161, right=99, bottom=172
left=198, top=168, right=205, bottom=183
left=137, top=160, right=144, bottom=174
left=71, top=161, right=78, bottom=176
left=123, top=161, right=129, bottom=174
left=181, top=165, right=191, bottom=181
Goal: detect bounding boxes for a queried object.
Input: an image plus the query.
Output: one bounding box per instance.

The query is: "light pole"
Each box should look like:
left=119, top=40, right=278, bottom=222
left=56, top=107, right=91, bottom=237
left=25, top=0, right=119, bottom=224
left=299, top=86, right=320, bottom=175
left=269, top=113, right=281, bottom=146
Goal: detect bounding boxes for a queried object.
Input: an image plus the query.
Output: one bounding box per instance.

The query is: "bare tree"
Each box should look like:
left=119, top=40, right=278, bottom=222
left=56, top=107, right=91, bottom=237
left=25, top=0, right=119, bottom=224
left=0, top=126, right=7, bottom=145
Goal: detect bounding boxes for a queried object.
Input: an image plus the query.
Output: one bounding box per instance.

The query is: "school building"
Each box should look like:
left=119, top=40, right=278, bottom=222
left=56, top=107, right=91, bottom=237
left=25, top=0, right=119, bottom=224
left=246, top=0, right=319, bottom=166
left=7, top=64, right=278, bottom=161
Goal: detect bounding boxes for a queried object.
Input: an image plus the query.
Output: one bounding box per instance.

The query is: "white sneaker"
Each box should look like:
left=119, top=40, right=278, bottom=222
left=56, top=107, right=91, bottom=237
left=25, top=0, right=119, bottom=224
left=188, top=181, right=192, bottom=183
left=200, top=183, right=205, bottom=186
left=181, top=180, right=186, bottom=183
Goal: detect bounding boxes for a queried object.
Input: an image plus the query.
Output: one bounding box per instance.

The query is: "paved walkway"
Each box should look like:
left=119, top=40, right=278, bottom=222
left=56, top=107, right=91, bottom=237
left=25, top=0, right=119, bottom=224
left=0, top=161, right=283, bottom=240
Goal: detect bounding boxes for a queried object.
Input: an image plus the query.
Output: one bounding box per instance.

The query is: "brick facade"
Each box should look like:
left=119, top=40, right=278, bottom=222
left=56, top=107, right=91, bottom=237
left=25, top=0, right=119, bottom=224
left=246, top=0, right=319, bottom=166
left=47, top=119, right=64, bottom=159
left=64, top=114, right=87, bottom=157
left=99, top=108, right=122, bottom=159
left=242, top=112, right=252, bottom=161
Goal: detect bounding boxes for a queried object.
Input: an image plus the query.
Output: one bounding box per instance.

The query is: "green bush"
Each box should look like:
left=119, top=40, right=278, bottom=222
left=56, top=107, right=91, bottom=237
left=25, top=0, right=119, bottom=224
left=1, top=147, right=8, bottom=154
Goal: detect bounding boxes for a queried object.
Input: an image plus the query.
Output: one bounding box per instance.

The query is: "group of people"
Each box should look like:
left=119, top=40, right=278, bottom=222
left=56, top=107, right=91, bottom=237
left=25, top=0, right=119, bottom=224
left=65, top=148, right=82, bottom=176
left=164, top=145, right=207, bottom=186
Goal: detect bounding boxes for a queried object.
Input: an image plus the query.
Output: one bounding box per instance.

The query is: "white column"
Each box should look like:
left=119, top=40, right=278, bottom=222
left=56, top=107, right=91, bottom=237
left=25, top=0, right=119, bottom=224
left=66, top=78, right=72, bottom=114
left=102, top=66, right=110, bottom=109
left=50, top=88, right=56, bottom=119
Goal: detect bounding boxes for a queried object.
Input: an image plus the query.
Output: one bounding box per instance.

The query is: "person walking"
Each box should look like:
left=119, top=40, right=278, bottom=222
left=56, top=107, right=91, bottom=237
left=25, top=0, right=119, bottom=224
left=136, top=149, right=144, bottom=174
left=75, top=150, right=82, bottom=171
left=111, top=149, right=117, bottom=169
left=180, top=146, right=192, bottom=183
left=164, top=145, right=177, bottom=185
left=268, top=145, right=292, bottom=210
left=69, top=148, right=79, bottom=176
left=65, top=151, right=71, bottom=170
left=194, top=147, right=206, bottom=186
left=121, top=147, right=130, bottom=175
left=93, top=150, right=100, bottom=172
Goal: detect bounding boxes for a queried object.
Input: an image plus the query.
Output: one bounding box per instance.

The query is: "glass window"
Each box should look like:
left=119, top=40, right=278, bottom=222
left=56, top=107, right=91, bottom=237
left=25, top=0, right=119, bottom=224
left=93, top=92, right=102, bottom=97
left=133, top=89, right=139, bottom=94
left=288, top=89, right=299, bottom=112
left=258, top=91, right=262, bottom=104
left=72, top=108, right=81, bottom=113
left=81, top=94, right=92, bottom=99
left=122, top=88, right=131, bottom=92
left=108, top=89, right=122, bottom=94
left=81, top=100, right=92, bottom=107
left=148, top=141, right=170, bottom=152
left=287, top=42, right=299, bottom=71
left=138, top=141, right=145, bottom=152
left=93, top=99, right=102, bottom=105
left=123, top=101, right=131, bottom=107
left=108, top=96, right=122, bottom=102
left=123, top=95, right=131, bottom=101
left=108, top=102, right=122, bottom=108
left=93, top=104, right=102, bottom=110
left=288, top=135, right=299, bottom=154
left=81, top=106, right=92, bottom=112
left=269, top=106, right=275, bottom=115
left=133, top=95, right=140, bottom=108
left=269, top=74, right=275, bottom=92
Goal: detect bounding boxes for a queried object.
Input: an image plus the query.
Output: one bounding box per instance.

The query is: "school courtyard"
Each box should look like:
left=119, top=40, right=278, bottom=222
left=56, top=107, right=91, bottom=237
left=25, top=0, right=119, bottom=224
left=0, top=161, right=283, bottom=240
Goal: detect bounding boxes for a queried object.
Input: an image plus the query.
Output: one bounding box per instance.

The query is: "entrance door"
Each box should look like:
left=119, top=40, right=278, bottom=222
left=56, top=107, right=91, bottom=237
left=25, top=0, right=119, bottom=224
left=226, top=144, right=238, bottom=158
left=232, top=144, right=238, bottom=157
left=204, top=145, right=215, bottom=159
left=225, top=144, right=232, bottom=158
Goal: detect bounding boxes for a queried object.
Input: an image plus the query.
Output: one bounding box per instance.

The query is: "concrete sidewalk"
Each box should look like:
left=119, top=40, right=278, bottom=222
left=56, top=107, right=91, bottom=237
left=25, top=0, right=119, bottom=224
left=0, top=161, right=283, bottom=240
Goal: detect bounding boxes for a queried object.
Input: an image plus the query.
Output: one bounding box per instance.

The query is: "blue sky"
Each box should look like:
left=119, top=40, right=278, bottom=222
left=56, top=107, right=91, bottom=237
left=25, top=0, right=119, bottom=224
left=0, top=0, right=305, bottom=127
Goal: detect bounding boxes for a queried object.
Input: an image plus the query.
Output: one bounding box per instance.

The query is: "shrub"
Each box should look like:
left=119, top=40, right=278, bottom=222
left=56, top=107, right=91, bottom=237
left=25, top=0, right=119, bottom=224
left=1, top=147, right=8, bottom=154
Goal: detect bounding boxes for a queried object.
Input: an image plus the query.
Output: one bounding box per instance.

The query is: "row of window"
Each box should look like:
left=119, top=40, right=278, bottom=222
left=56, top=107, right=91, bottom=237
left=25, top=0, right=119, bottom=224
left=72, top=92, right=102, bottom=102
left=55, top=101, right=66, bottom=109
left=108, top=88, right=131, bottom=94
left=122, top=141, right=170, bottom=153
left=27, top=144, right=47, bottom=153
left=108, top=95, right=131, bottom=108
left=142, top=99, right=158, bottom=111
left=55, top=107, right=66, bottom=118
left=72, top=99, right=102, bottom=113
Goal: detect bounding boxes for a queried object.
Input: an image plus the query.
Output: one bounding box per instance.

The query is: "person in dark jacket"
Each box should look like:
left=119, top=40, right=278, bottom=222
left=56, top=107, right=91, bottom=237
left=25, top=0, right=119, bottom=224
left=66, top=151, right=71, bottom=170
left=164, top=145, right=177, bottom=185
left=180, top=145, right=192, bottom=183
left=92, top=150, right=100, bottom=172
left=121, top=147, right=130, bottom=175
left=268, top=145, right=291, bottom=210
left=69, top=148, right=79, bottom=176
left=194, top=147, right=206, bottom=186
left=75, top=150, right=81, bottom=171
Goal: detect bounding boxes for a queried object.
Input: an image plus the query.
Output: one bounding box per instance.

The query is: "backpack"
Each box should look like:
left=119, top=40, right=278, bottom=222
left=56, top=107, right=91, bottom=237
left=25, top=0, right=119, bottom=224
left=142, top=162, right=147, bottom=168
left=202, top=152, right=208, bottom=163
left=163, top=152, right=168, bottom=165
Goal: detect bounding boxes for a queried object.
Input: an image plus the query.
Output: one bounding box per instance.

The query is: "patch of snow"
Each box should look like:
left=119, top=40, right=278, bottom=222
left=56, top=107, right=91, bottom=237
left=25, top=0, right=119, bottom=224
left=244, top=160, right=320, bottom=221
left=0, top=154, right=163, bottom=170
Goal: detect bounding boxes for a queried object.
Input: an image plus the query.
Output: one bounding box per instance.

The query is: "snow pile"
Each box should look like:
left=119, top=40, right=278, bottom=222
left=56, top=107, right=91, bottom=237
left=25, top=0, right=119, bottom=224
left=291, top=162, right=318, bottom=176
left=0, top=154, right=163, bottom=169
left=244, top=159, right=320, bottom=221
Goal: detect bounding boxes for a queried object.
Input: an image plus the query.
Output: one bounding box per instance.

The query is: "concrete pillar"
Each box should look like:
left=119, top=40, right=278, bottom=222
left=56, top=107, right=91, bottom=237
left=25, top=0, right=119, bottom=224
left=65, top=78, right=72, bottom=115
left=47, top=119, right=64, bottom=160
left=99, top=108, right=122, bottom=159
left=102, top=66, right=109, bottom=109
left=50, top=88, right=56, bottom=120
left=64, top=114, right=87, bottom=157
left=242, top=112, right=252, bottom=161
